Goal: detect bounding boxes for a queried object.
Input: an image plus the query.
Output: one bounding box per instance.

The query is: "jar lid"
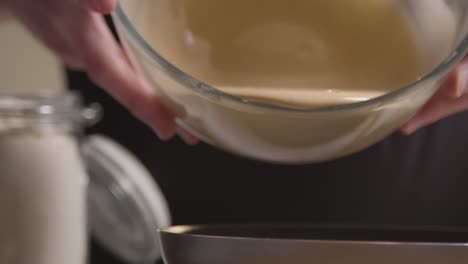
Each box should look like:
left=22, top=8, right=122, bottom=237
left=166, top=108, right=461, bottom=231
left=81, top=135, right=171, bottom=263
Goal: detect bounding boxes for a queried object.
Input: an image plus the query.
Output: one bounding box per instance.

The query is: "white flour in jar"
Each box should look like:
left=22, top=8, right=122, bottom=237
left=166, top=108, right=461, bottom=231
left=0, top=120, right=88, bottom=264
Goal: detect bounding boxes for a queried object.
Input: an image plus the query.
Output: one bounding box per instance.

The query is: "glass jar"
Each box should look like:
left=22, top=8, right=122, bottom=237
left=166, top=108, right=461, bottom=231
left=0, top=92, right=171, bottom=264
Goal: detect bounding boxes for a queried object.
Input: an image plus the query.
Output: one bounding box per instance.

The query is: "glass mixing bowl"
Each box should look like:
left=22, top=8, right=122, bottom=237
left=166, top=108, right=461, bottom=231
left=113, top=0, right=468, bottom=164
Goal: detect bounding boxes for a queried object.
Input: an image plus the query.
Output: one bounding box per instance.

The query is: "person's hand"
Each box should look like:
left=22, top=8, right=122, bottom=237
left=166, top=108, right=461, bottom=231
left=0, top=1, right=11, bottom=22
left=4, top=0, right=198, bottom=144
left=402, top=56, right=468, bottom=134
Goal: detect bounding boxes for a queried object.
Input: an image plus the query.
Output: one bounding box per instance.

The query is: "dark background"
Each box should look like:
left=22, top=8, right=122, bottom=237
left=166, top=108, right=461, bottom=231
left=69, top=68, right=468, bottom=264
left=72, top=15, right=468, bottom=264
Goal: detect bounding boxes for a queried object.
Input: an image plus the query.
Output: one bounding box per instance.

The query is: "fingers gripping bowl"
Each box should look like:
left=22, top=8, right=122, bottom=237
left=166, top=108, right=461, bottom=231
left=113, top=0, right=468, bottom=163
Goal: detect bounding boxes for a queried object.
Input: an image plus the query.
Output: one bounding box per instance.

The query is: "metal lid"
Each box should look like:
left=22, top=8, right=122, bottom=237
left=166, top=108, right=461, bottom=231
left=81, top=135, right=171, bottom=263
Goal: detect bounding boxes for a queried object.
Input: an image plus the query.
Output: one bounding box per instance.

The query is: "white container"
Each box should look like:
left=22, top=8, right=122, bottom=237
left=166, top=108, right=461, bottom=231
left=0, top=92, right=171, bottom=264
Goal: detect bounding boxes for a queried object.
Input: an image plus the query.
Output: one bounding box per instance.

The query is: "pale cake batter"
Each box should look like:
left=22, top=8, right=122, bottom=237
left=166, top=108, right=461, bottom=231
left=138, top=0, right=424, bottom=108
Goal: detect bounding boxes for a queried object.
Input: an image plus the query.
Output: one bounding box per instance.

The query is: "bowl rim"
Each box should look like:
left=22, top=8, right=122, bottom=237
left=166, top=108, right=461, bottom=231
left=113, top=2, right=468, bottom=113
left=158, top=224, right=468, bottom=246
